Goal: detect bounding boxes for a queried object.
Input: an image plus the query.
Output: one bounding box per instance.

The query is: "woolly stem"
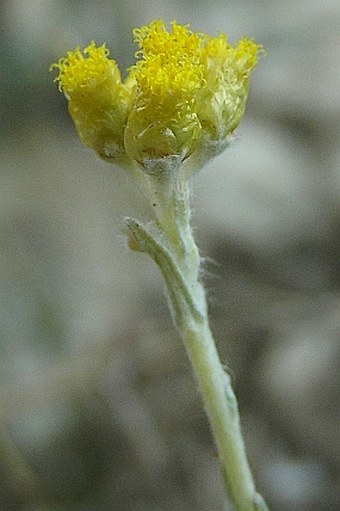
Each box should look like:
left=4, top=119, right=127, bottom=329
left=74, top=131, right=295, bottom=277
left=124, top=170, right=269, bottom=511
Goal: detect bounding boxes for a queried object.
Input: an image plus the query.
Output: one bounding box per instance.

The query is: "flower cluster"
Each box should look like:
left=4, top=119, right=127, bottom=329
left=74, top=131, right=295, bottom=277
left=51, top=20, right=261, bottom=169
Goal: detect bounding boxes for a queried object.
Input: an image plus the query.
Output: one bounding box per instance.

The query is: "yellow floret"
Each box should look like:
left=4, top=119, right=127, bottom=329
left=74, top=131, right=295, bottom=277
left=131, top=20, right=204, bottom=97
left=51, top=42, right=115, bottom=97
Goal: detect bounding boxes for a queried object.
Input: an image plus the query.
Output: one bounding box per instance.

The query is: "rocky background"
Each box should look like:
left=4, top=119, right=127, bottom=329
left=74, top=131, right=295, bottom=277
left=0, top=1, right=339, bottom=510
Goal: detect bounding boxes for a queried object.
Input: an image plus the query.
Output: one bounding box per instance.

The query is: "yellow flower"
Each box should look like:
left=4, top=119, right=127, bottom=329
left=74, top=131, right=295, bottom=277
left=124, top=20, right=204, bottom=165
left=51, top=20, right=262, bottom=169
left=50, top=42, right=132, bottom=163
left=197, top=34, right=260, bottom=145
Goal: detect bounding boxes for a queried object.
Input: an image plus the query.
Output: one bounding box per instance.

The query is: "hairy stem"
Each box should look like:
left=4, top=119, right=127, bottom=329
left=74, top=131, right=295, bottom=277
left=182, top=320, right=266, bottom=511
left=125, top=171, right=269, bottom=511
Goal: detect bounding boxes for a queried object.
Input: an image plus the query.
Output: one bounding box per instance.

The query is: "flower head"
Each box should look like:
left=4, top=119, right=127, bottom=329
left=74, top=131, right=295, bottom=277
left=124, top=20, right=204, bottom=164
left=51, top=20, right=262, bottom=169
left=51, top=42, right=132, bottom=163
left=197, top=34, right=260, bottom=146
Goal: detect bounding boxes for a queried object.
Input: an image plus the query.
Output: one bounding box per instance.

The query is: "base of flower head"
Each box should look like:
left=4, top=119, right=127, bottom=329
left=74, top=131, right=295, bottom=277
left=202, top=132, right=234, bottom=158
left=180, top=132, right=234, bottom=180
left=139, top=155, right=182, bottom=175
left=94, top=136, right=130, bottom=165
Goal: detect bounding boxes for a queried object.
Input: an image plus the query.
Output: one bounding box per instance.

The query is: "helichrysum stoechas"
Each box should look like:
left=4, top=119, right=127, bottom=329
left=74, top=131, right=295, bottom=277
left=51, top=20, right=269, bottom=511
left=51, top=19, right=261, bottom=170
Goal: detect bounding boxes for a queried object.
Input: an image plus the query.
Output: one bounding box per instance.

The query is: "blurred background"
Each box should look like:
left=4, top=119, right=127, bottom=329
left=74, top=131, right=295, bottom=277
left=0, top=1, right=339, bottom=510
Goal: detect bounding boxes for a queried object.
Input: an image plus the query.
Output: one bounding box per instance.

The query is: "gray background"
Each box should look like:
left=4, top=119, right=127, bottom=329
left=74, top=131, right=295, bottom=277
left=0, top=1, right=339, bottom=510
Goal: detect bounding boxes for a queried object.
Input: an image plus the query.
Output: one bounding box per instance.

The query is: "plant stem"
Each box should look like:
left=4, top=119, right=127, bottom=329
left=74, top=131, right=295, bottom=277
left=125, top=169, right=269, bottom=511
left=182, top=319, right=265, bottom=511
